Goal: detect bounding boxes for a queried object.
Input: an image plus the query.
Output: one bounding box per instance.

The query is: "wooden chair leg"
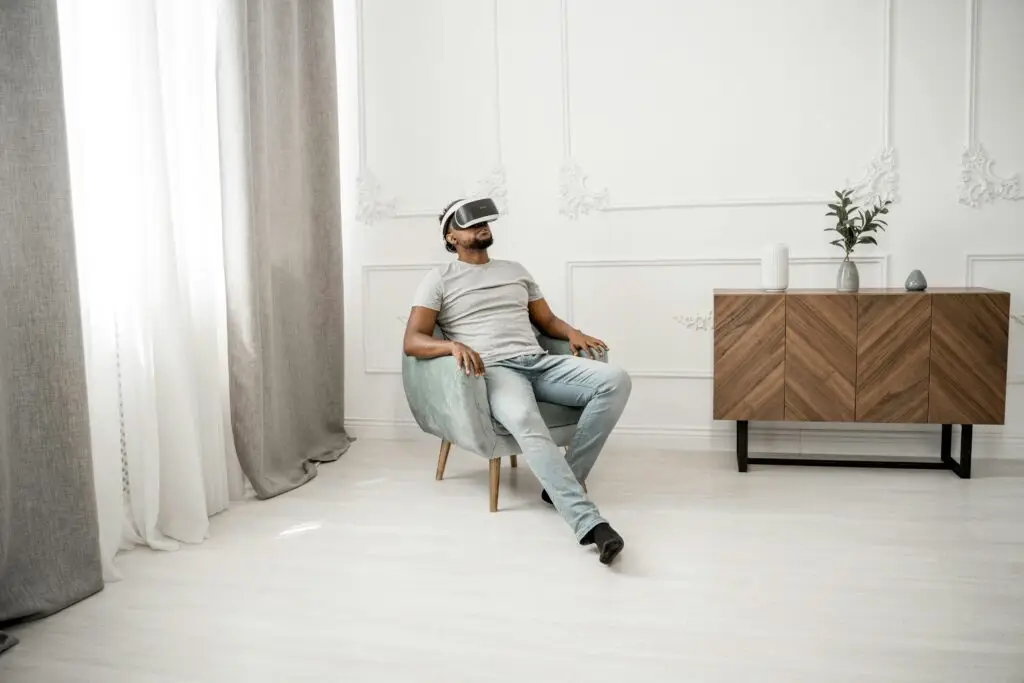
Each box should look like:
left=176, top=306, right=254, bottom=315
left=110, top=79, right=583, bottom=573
left=435, top=440, right=452, bottom=481
left=489, top=458, right=500, bottom=512
left=510, top=454, right=518, bottom=468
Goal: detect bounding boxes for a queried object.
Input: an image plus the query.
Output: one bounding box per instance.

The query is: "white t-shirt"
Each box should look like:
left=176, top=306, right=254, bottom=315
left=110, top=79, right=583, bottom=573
left=412, top=259, right=548, bottom=363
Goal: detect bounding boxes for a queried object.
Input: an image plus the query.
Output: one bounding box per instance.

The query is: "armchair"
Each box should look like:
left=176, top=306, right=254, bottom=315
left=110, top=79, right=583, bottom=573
left=401, top=327, right=607, bottom=512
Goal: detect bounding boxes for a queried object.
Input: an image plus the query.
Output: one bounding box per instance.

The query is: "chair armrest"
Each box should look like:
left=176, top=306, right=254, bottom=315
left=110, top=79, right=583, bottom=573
left=401, top=354, right=499, bottom=456
left=536, top=334, right=609, bottom=363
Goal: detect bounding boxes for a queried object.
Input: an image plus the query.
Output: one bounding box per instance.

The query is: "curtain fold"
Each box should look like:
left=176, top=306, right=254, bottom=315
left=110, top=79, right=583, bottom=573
left=56, top=0, right=246, bottom=580
left=0, top=0, right=103, bottom=654
left=217, top=0, right=352, bottom=498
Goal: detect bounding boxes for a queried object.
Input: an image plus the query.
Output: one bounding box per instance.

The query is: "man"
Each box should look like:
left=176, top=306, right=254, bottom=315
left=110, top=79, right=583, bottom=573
left=402, top=197, right=632, bottom=565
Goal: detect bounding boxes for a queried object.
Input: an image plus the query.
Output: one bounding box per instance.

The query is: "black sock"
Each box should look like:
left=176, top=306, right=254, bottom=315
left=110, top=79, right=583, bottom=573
left=579, top=523, right=624, bottom=565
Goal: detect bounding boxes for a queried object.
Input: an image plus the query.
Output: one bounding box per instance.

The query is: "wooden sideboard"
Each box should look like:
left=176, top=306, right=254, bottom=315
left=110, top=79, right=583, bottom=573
left=712, top=288, right=1012, bottom=478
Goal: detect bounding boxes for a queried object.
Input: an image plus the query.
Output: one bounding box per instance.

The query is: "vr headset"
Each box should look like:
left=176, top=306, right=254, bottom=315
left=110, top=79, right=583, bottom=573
left=440, top=197, right=500, bottom=231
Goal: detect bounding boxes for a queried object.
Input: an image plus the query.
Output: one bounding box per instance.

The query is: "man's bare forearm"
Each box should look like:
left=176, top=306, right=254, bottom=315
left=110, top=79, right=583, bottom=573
left=403, top=332, right=454, bottom=359
left=404, top=331, right=485, bottom=375
left=533, top=314, right=578, bottom=341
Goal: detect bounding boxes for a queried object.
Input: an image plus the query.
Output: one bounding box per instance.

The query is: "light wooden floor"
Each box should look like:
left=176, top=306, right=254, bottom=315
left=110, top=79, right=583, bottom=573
left=3, top=439, right=1024, bottom=682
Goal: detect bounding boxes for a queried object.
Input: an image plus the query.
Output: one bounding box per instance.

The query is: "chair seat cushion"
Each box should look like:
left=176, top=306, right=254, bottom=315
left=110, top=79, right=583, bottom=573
left=492, top=402, right=583, bottom=437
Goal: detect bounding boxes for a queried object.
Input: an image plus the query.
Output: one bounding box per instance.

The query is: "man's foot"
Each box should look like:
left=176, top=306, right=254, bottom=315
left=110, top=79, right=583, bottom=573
left=579, top=522, right=624, bottom=565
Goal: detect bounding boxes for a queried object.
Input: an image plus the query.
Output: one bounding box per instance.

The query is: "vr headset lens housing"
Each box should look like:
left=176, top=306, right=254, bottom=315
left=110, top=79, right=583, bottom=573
left=444, top=197, right=499, bottom=231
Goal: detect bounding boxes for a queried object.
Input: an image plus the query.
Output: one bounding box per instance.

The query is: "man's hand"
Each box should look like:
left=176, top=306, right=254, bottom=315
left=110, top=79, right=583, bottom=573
left=450, top=341, right=485, bottom=376
left=567, top=330, right=608, bottom=359
left=527, top=297, right=608, bottom=358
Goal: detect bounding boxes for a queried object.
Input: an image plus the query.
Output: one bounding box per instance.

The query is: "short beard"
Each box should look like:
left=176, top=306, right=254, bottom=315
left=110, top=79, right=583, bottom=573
left=468, top=235, right=493, bottom=250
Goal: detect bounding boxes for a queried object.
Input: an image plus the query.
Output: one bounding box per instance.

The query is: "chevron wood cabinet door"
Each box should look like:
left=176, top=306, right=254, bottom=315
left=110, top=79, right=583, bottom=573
left=712, top=293, right=785, bottom=421
left=856, top=293, right=932, bottom=423
left=784, top=293, right=857, bottom=422
left=928, top=292, right=1010, bottom=425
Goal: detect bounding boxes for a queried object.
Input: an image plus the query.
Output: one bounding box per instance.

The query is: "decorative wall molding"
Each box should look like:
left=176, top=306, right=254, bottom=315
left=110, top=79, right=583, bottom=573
left=364, top=255, right=1016, bottom=381
left=673, top=311, right=714, bottom=332
left=964, top=253, right=1024, bottom=384
left=557, top=0, right=898, bottom=217
left=558, top=159, right=609, bottom=219
left=964, top=253, right=1024, bottom=292
left=356, top=170, right=397, bottom=225
left=362, top=263, right=443, bottom=374
left=787, top=255, right=890, bottom=285
left=556, top=0, right=608, bottom=219
left=959, top=0, right=1022, bottom=208
left=565, top=255, right=888, bottom=378
left=473, top=164, right=510, bottom=214
left=960, top=145, right=1021, bottom=208
left=355, top=0, right=506, bottom=224
left=847, top=147, right=899, bottom=207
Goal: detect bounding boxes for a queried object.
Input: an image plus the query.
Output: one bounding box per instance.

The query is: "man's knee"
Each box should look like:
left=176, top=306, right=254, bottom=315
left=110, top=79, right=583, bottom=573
left=601, top=364, right=632, bottom=398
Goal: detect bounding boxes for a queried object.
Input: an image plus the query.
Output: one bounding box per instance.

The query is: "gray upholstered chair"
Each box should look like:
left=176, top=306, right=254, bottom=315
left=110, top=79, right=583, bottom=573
left=401, top=327, right=605, bottom=511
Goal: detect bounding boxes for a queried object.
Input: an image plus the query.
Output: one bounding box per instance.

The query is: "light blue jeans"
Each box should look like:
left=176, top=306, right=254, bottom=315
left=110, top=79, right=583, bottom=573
left=485, top=353, right=632, bottom=542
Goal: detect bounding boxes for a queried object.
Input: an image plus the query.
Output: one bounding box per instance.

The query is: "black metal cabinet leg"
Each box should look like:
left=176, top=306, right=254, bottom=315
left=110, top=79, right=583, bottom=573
left=737, top=421, right=975, bottom=478
left=737, top=420, right=748, bottom=473
left=958, top=425, right=973, bottom=479
left=941, top=424, right=952, bottom=464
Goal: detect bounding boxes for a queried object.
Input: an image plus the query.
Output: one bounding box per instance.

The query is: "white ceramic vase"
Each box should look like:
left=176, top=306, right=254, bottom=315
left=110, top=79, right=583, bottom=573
left=761, top=243, right=789, bottom=291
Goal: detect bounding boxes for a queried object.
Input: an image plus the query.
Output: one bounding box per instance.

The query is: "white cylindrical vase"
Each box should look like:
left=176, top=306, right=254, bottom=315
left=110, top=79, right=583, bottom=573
left=761, top=243, right=789, bottom=291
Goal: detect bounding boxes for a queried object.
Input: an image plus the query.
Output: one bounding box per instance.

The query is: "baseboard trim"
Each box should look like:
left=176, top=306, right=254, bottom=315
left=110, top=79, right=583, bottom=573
left=345, top=417, right=1024, bottom=458
left=346, top=417, right=424, bottom=441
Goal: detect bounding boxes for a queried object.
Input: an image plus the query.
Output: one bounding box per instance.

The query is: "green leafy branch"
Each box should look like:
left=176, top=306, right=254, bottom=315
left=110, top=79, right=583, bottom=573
left=825, top=188, right=891, bottom=259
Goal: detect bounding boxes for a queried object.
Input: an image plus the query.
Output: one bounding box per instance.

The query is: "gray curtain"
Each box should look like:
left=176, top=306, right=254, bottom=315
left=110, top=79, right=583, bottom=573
left=0, top=0, right=104, bottom=655
left=217, top=0, right=352, bottom=499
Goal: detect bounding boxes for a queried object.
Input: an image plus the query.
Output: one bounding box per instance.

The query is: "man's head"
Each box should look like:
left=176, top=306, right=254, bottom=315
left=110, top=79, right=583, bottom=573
left=439, top=197, right=498, bottom=254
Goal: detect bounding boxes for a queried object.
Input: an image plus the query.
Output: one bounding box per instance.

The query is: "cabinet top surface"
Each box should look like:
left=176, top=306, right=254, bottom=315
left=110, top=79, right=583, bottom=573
left=713, top=287, right=1007, bottom=296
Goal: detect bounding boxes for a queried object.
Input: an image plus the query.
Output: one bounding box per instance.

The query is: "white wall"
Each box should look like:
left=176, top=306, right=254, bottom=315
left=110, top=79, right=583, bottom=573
left=335, top=0, right=1024, bottom=458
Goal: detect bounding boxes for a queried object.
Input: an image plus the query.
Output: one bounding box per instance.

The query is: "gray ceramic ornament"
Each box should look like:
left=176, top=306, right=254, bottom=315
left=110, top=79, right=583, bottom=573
left=905, top=269, right=927, bottom=291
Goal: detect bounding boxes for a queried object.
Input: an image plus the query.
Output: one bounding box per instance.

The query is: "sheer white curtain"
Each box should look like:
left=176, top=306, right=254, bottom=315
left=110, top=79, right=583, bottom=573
left=56, top=0, right=246, bottom=581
